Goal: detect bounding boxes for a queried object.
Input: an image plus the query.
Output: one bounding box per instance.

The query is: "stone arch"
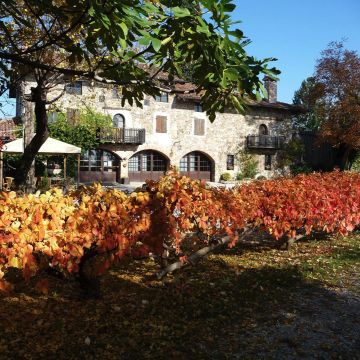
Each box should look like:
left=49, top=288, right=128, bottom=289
left=179, top=150, right=215, bottom=182
left=80, top=148, right=121, bottom=183
left=128, top=149, right=170, bottom=182
left=259, top=124, right=269, bottom=136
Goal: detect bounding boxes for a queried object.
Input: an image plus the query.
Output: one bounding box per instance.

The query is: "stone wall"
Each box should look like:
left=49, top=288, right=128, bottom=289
left=22, top=79, right=294, bottom=182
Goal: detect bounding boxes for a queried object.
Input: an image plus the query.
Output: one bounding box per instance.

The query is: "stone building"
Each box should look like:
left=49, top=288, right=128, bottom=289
left=14, top=76, right=299, bottom=184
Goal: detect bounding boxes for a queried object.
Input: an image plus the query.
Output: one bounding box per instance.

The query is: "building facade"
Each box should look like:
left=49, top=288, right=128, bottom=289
left=15, top=77, right=299, bottom=183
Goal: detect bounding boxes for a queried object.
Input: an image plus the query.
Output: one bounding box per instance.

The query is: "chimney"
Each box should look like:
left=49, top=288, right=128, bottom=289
left=263, top=76, right=277, bottom=103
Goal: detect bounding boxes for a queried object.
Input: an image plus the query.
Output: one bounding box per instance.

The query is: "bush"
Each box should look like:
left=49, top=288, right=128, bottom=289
left=220, top=173, right=232, bottom=181
left=351, top=152, right=360, bottom=172
left=256, top=175, right=267, bottom=180
left=276, top=138, right=308, bottom=176
left=236, top=150, right=258, bottom=180
left=290, top=163, right=313, bottom=176
left=1, top=170, right=360, bottom=293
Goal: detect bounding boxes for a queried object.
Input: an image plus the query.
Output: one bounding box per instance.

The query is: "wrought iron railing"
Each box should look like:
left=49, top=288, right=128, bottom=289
left=98, top=128, right=146, bottom=144
left=246, top=135, right=285, bottom=150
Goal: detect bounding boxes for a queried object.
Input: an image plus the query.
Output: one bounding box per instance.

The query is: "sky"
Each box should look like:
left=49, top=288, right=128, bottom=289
left=233, top=0, right=360, bottom=103
left=1, top=0, right=360, bottom=116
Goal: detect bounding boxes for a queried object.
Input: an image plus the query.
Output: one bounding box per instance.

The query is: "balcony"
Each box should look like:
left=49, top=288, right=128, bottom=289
left=246, top=135, right=285, bottom=150
left=98, top=128, right=146, bottom=144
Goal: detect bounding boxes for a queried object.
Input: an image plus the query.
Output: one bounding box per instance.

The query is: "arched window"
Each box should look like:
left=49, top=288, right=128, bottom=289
left=80, top=149, right=120, bottom=182
left=259, top=124, right=269, bottom=136
left=128, top=150, right=169, bottom=181
left=179, top=151, right=214, bottom=181
left=113, top=114, right=125, bottom=128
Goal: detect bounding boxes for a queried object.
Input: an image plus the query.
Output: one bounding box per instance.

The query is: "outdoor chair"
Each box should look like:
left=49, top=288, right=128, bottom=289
left=3, top=177, right=14, bottom=191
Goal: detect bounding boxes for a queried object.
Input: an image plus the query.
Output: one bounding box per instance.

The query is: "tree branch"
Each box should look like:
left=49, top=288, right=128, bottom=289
left=156, top=228, right=253, bottom=280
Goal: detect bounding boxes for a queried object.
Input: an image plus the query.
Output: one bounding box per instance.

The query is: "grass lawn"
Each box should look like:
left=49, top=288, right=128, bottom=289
left=0, top=233, right=359, bottom=360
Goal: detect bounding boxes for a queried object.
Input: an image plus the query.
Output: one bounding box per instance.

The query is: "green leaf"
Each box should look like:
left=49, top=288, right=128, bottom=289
left=171, top=7, right=191, bottom=17
left=151, top=38, right=162, bottom=52
left=88, top=6, right=95, bottom=16
left=230, top=94, right=245, bottom=113
left=101, top=14, right=111, bottom=29
left=223, top=3, right=236, bottom=12
left=224, top=68, right=239, bottom=81
left=119, top=22, right=128, bottom=38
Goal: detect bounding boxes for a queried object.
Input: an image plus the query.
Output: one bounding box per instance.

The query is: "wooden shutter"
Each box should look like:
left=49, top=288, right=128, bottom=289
left=194, top=118, right=205, bottom=135
left=156, top=116, right=167, bottom=133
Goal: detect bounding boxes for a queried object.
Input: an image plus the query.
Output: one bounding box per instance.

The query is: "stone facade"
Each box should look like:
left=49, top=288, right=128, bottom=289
left=17, top=78, right=297, bottom=183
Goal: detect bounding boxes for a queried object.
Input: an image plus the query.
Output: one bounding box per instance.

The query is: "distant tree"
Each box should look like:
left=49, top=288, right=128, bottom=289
left=313, top=41, right=360, bottom=170
left=293, top=77, right=323, bottom=131
left=0, top=0, right=279, bottom=188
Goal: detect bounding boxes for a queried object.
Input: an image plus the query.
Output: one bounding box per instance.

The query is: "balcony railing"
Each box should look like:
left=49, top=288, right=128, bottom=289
left=246, top=135, right=285, bottom=150
left=98, top=128, right=146, bottom=144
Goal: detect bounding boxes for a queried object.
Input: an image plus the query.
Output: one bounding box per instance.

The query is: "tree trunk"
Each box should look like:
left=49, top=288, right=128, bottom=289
left=14, top=85, right=49, bottom=189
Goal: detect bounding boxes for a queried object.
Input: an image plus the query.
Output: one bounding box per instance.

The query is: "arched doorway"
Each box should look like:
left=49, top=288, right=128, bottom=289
left=128, top=150, right=169, bottom=182
left=80, top=149, right=120, bottom=183
left=179, top=151, right=214, bottom=181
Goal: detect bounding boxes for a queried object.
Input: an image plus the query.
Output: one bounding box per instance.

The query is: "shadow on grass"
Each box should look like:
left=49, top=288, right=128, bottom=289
left=332, top=247, right=360, bottom=263
left=0, top=258, right=359, bottom=360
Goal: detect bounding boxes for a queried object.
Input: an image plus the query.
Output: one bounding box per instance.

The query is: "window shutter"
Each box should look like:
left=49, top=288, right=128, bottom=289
left=156, top=116, right=167, bottom=133
left=194, top=118, right=205, bottom=135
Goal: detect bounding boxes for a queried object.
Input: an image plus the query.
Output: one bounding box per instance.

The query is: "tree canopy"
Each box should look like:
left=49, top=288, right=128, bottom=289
left=0, top=0, right=279, bottom=118
left=316, top=41, right=360, bottom=164
left=293, top=41, right=360, bottom=169
left=292, top=77, right=323, bottom=131
left=0, top=0, right=280, bottom=187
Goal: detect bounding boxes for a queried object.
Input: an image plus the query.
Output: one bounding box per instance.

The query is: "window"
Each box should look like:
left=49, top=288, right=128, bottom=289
left=155, top=92, right=169, bottom=103
left=113, top=114, right=125, bottom=128
left=156, top=115, right=167, bottom=133
left=66, top=108, right=80, bottom=125
left=194, top=102, right=202, bottom=112
left=128, top=151, right=167, bottom=172
left=179, top=157, right=188, bottom=172
left=99, top=94, right=105, bottom=102
left=194, top=118, right=205, bottom=136
left=227, top=155, right=234, bottom=170
left=47, top=112, right=59, bottom=123
left=264, top=154, right=272, bottom=170
left=80, top=149, right=117, bottom=172
left=259, top=124, right=269, bottom=136
left=65, top=81, right=82, bottom=95
left=180, top=152, right=212, bottom=172
left=112, top=87, right=121, bottom=99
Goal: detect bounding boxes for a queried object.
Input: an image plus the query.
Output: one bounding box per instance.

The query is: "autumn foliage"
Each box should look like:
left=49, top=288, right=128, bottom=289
left=0, top=170, right=360, bottom=292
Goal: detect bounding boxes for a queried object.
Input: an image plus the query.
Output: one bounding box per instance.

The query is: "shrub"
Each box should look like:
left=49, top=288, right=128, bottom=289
left=351, top=152, right=360, bottom=172
left=220, top=173, right=232, bottom=181
left=236, top=150, right=258, bottom=180
left=290, top=163, right=313, bottom=175
left=256, top=175, right=267, bottom=180
left=0, top=170, right=360, bottom=293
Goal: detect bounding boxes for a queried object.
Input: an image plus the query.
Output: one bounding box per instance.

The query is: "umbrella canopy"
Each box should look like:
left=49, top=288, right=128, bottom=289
left=1, top=137, right=81, bottom=154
